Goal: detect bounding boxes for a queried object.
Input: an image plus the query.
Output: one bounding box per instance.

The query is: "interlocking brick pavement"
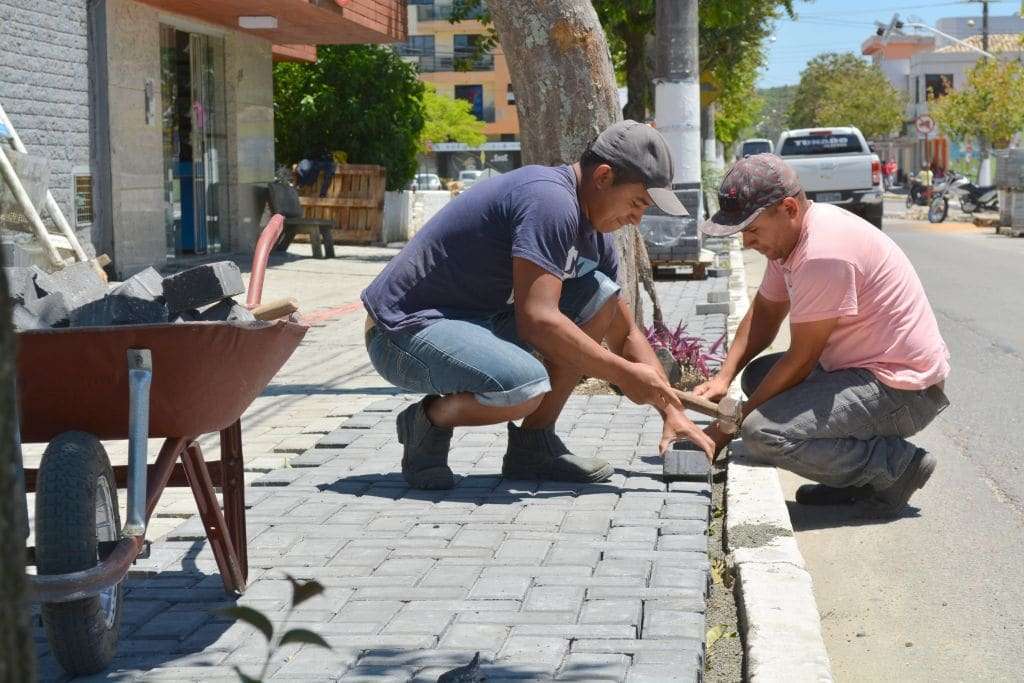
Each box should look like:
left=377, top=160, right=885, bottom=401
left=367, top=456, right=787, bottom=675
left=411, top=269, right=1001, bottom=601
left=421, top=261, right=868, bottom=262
left=30, top=255, right=725, bottom=682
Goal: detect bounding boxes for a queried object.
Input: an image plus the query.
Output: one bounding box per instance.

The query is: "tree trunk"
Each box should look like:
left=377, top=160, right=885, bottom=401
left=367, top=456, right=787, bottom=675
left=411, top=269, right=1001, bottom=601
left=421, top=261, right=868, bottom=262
left=622, top=27, right=651, bottom=122
left=489, top=0, right=644, bottom=323
left=0, top=267, right=35, bottom=682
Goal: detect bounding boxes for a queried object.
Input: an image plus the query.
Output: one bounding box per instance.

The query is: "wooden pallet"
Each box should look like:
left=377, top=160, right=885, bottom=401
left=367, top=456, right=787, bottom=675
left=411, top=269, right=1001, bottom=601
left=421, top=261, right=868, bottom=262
left=298, top=164, right=386, bottom=244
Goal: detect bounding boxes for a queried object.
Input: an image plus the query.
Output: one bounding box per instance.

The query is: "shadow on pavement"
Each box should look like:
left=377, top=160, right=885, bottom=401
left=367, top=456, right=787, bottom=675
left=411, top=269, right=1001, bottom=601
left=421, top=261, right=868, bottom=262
left=786, top=500, right=921, bottom=531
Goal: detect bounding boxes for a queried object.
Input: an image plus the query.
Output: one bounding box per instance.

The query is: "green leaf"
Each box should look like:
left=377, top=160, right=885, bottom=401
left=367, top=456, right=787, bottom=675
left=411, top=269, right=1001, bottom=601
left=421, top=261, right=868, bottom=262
left=279, top=628, right=333, bottom=651
left=232, top=665, right=263, bottom=683
left=216, top=606, right=274, bottom=643
left=706, top=624, right=738, bottom=649
left=286, top=575, right=325, bottom=607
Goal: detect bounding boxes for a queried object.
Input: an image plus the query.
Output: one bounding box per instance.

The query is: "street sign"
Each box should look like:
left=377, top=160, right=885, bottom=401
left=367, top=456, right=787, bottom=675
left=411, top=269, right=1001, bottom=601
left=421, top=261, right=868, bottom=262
left=915, top=114, right=935, bottom=136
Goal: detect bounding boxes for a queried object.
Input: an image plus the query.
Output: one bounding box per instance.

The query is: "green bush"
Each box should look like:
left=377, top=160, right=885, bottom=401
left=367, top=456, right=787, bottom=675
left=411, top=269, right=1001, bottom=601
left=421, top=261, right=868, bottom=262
left=274, top=45, right=426, bottom=191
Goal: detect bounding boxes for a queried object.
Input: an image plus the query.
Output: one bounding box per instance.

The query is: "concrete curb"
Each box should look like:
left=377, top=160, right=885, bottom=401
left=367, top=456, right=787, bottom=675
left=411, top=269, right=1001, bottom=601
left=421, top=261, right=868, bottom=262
left=721, top=237, right=834, bottom=682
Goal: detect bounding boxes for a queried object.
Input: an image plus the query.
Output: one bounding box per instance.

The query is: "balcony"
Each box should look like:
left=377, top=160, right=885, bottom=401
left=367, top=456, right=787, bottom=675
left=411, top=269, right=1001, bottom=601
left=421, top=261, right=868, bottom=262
left=416, top=3, right=486, bottom=22
left=396, top=48, right=495, bottom=72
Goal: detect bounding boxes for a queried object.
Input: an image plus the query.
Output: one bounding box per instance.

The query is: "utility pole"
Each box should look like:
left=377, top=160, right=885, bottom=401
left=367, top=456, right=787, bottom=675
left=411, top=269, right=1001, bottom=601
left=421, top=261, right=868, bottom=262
left=982, top=0, right=989, bottom=53
left=973, top=0, right=993, bottom=184
left=653, top=0, right=701, bottom=217
left=640, top=0, right=702, bottom=266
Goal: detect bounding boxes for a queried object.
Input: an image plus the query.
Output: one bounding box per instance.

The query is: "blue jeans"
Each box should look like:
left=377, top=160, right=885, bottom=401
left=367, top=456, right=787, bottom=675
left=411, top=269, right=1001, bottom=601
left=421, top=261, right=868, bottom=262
left=365, top=271, right=620, bottom=407
left=740, top=353, right=950, bottom=490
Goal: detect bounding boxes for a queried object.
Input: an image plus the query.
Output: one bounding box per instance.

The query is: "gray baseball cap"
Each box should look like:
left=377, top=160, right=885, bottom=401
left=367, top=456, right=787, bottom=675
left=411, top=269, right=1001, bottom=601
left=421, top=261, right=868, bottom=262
left=590, top=120, right=688, bottom=216
left=701, top=154, right=803, bottom=237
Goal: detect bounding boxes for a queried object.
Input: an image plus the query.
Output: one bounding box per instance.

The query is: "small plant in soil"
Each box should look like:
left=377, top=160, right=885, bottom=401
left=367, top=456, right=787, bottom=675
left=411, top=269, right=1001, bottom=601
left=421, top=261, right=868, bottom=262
left=645, top=322, right=725, bottom=389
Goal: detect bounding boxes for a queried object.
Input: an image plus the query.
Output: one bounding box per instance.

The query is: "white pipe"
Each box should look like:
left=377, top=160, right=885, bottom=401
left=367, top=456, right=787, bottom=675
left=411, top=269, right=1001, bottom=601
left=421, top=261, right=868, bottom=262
left=0, top=103, right=88, bottom=261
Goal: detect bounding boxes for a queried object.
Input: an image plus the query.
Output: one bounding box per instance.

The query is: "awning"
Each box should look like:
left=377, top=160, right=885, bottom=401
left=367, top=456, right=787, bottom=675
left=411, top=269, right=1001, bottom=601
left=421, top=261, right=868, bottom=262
left=137, top=0, right=406, bottom=45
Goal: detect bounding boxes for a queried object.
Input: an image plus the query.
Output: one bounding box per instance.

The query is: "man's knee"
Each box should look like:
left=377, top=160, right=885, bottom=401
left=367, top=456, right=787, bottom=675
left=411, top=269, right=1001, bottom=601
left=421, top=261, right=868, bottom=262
left=506, top=394, right=545, bottom=421
left=740, top=408, right=789, bottom=462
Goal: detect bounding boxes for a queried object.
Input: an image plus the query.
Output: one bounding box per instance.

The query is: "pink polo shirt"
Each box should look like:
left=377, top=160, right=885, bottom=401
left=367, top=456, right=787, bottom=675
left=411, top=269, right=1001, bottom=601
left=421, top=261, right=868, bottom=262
left=758, top=202, right=950, bottom=390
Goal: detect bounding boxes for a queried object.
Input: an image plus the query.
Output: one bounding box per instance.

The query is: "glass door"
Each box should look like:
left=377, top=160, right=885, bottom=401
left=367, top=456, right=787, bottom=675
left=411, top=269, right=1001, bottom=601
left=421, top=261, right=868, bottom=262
left=160, top=26, right=227, bottom=257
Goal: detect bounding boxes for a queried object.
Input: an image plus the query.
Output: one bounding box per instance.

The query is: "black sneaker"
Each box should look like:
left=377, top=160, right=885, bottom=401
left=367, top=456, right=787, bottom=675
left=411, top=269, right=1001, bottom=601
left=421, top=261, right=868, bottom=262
left=396, top=398, right=455, bottom=490
left=501, top=422, right=614, bottom=483
left=867, top=448, right=936, bottom=514
left=795, top=483, right=875, bottom=506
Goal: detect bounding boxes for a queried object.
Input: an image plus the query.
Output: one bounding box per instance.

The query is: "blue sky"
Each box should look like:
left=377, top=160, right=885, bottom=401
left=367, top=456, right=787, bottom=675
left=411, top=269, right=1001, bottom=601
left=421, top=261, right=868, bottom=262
left=759, top=0, right=1021, bottom=88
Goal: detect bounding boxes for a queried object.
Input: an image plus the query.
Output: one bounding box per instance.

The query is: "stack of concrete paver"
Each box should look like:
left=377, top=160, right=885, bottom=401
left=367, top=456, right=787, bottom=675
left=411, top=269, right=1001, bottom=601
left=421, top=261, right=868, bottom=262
left=6, top=259, right=255, bottom=330
left=30, top=268, right=726, bottom=682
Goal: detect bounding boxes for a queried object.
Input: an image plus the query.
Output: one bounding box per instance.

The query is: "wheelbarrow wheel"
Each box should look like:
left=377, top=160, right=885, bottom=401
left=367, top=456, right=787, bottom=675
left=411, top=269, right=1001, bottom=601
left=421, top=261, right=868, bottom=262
left=35, top=431, right=124, bottom=675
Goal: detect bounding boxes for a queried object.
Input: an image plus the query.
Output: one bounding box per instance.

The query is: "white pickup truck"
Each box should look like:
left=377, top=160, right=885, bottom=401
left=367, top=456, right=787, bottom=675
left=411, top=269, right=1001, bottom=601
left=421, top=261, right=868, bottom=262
left=776, top=126, right=884, bottom=228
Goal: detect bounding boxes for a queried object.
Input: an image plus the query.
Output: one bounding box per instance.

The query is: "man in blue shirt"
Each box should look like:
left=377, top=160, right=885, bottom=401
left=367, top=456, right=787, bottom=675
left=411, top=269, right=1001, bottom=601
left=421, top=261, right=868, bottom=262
left=362, top=120, right=714, bottom=489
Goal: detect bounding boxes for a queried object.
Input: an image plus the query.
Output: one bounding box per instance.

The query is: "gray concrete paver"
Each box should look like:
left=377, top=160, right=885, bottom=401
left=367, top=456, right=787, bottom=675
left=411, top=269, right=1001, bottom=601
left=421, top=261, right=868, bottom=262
left=37, top=252, right=722, bottom=681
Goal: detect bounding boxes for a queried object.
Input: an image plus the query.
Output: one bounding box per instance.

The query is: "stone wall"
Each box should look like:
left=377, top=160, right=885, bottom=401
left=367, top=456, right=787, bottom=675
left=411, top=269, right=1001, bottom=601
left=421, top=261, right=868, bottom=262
left=0, top=0, right=91, bottom=235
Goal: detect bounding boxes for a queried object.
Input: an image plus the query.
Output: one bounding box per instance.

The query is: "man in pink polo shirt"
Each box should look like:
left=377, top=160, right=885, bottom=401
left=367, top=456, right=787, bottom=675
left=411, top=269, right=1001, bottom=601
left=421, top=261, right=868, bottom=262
left=695, top=154, right=950, bottom=514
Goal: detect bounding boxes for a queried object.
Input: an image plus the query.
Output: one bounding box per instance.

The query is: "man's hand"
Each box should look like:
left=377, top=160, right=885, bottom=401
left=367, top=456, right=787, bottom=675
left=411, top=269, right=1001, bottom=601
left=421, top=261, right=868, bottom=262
left=659, top=407, right=716, bottom=459
left=617, top=361, right=683, bottom=412
left=692, top=373, right=731, bottom=402
left=704, top=421, right=734, bottom=462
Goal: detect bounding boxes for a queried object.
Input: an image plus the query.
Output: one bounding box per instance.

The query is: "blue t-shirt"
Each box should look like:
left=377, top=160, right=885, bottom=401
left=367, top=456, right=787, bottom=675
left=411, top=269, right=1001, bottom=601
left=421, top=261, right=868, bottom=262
left=361, top=164, right=619, bottom=333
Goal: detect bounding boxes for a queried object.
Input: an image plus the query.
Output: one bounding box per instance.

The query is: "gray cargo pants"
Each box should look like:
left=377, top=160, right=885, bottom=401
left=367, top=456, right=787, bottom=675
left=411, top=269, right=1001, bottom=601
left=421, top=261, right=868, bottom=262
left=739, top=353, right=950, bottom=490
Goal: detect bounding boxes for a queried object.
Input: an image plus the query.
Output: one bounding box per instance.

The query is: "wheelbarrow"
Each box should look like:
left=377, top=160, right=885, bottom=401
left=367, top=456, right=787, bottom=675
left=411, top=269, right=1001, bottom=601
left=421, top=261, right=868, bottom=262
left=15, top=215, right=307, bottom=675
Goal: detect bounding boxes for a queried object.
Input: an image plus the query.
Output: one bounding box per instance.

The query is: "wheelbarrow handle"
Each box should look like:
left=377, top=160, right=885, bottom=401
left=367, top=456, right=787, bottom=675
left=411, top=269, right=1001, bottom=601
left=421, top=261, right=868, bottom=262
left=124, top=349, right=152, bottom=537
left=246, top=214, right=285, bottom=308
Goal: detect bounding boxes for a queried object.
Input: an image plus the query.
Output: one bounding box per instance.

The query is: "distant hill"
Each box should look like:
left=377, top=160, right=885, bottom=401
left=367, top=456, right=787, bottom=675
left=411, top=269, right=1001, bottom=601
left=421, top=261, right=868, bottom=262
left=749, top=85, right=797, bottom=147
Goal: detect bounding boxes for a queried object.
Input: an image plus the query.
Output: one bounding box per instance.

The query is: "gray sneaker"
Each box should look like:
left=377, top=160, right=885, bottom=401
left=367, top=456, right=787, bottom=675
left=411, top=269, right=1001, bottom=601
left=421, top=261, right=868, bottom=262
left=396, top=398, right=455, bottom=490
left=501, top=422, right=614, bottom=483
left=867, top=448, right=936, bottom=514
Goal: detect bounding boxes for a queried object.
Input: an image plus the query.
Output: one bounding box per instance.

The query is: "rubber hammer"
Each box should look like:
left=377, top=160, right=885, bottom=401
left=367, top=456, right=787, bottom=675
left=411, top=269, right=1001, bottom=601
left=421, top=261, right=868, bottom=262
left=672, top=389, right=743, bottom=434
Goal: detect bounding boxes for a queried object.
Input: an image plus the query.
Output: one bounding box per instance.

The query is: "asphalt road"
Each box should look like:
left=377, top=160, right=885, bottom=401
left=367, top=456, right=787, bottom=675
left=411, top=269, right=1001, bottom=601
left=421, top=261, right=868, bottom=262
left=749, top=202, right=1024, bottom=681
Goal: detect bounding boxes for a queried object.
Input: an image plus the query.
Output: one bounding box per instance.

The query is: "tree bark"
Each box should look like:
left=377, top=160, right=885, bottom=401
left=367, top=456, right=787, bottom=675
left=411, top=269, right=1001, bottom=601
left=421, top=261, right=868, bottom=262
left=489, top=0, right=644, bottom=323
left=0, top=266, right=35, bottom=682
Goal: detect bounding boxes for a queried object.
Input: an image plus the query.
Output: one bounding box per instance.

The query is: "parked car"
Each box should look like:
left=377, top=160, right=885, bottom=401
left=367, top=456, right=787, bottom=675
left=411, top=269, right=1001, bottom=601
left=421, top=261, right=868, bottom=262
left=739, top=138, right=773, bottom=157
left=776, top=126, right=883, bottom=228
left=408, top=173, right=442, bottom=191
left=458, top=169, right=483, bottom=188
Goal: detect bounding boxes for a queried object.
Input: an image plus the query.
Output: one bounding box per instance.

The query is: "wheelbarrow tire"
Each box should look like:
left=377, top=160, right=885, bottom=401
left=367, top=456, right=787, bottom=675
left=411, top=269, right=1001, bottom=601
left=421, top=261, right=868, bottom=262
left=35, top=431, right=124, bottom=676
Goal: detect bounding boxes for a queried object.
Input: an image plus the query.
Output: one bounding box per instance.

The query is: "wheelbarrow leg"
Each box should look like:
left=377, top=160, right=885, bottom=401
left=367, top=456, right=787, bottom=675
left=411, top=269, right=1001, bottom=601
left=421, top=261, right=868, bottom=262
left=180, top=442, right=246, bottom=595
left=220, top=420, right=248, bottom=583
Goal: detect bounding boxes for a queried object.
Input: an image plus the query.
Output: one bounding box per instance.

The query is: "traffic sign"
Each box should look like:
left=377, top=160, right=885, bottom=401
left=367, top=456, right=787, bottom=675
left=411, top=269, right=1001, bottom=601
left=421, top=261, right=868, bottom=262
left=915, top=114, right=935, bottom=136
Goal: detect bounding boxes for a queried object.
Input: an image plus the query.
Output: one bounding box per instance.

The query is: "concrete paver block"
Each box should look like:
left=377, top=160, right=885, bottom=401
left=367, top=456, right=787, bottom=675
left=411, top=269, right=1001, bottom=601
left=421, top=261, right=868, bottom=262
left=112, top=266, right=164, bottom=301
left=663, top=443, right=712, bottom=482
left=71, top=295, right=170, bottom=327
left=161, top=261, right=245, bottom=313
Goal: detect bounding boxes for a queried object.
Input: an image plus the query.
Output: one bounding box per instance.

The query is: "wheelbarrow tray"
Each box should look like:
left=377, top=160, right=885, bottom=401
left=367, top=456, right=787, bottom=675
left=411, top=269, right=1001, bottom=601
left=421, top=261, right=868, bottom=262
left=17, top=320, right=307, bottom=443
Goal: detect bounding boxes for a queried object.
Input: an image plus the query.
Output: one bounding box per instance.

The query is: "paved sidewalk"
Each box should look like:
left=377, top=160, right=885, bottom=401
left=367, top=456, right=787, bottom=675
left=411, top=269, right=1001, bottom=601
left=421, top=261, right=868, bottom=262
left=31, top=247, right=730, bottom=682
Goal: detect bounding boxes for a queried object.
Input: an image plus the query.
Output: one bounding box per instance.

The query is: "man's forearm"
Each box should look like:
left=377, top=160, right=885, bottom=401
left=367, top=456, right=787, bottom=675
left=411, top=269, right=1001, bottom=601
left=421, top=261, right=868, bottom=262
left=524, top=313, right=632, bottom=385
left=718, top=307, right=783, bottom=383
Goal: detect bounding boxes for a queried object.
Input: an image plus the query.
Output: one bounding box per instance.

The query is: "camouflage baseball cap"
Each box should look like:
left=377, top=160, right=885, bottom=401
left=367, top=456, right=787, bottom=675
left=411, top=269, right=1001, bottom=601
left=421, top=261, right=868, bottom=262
left=701, top=154, right=803, bottom=237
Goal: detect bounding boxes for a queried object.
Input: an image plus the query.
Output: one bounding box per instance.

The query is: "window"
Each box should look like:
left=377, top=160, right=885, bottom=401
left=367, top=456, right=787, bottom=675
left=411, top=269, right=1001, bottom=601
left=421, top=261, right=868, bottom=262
left=399, top=35, right=434, bottom=56
left=73, top=170, right=93, bottom=228
left=506, top=83, right=515, bottom=105
left=408, top=0, right=432, bottom=5
left=915, top=76, right=920, bottom=104
left=779, top=134, right=865, bottom=156
left=454, top=84, right=485, bottom=121
left=924, top=74, right=953, bottom=100
left=453, top=34, right=480, bottom=57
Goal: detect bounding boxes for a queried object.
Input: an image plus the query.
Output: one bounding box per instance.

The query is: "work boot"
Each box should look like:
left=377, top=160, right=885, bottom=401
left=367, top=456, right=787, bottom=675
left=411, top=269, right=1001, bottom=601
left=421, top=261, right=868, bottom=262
left=866, top=448, right=936, bottom=515
left=795, top=483, right=875, bottom=506
left=501, top=422, right=614, bottom=483
left=396, top=397, right=455, bottom=490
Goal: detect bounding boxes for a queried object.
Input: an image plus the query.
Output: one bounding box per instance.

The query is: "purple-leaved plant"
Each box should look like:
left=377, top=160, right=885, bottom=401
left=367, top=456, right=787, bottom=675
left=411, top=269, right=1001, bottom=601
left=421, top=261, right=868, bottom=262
left=645, top=322, right=725, bottom=381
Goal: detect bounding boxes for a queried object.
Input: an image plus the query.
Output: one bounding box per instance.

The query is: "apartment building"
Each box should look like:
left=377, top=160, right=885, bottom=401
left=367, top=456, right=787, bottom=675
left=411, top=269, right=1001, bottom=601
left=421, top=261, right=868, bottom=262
left=396, top=1, right=521, bottom=179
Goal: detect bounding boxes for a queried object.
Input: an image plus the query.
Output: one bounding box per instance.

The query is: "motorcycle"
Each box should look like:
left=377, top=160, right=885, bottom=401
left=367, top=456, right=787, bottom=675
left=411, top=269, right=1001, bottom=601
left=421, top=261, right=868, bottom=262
left=946, top=173, right=999, bottom=214
left=926, top=174, right=958, bottom=223
left=905, top=179, right=932, bottom=207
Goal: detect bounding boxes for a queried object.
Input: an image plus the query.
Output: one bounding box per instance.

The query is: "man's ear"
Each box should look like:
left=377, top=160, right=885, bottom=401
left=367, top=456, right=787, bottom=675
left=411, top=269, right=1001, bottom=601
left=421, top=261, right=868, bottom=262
left=592, top=163, right=614, bottom=190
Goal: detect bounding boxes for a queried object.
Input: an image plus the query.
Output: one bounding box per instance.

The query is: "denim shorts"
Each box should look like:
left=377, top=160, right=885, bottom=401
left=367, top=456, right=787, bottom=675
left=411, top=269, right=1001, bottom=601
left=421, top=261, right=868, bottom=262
left=365, top=270, right=620, bottom=407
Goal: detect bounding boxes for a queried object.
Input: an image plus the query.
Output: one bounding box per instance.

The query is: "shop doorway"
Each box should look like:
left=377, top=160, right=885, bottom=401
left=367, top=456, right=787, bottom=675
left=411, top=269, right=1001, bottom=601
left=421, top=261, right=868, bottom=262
left=160, top=26, right=227, bottom=257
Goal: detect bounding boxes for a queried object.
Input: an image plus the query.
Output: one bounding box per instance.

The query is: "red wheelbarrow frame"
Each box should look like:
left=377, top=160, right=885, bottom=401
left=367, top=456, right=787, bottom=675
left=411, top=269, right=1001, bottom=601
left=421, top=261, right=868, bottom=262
left=19, top=215, right=305, bottom=600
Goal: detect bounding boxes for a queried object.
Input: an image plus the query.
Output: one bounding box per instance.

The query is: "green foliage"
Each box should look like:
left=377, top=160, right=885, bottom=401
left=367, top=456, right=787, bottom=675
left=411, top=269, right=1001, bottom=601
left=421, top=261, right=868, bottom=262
left=749, top=85, right=797, bottom=147
left=929, top=59, right=1024, bottom=149
left=420, top=85, right=487, bottom=154
left=273, top=45, right=425, bottom=191
left=787, top=52, right=905, bottom=139
left=218, top=575, right=331, bottom=682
